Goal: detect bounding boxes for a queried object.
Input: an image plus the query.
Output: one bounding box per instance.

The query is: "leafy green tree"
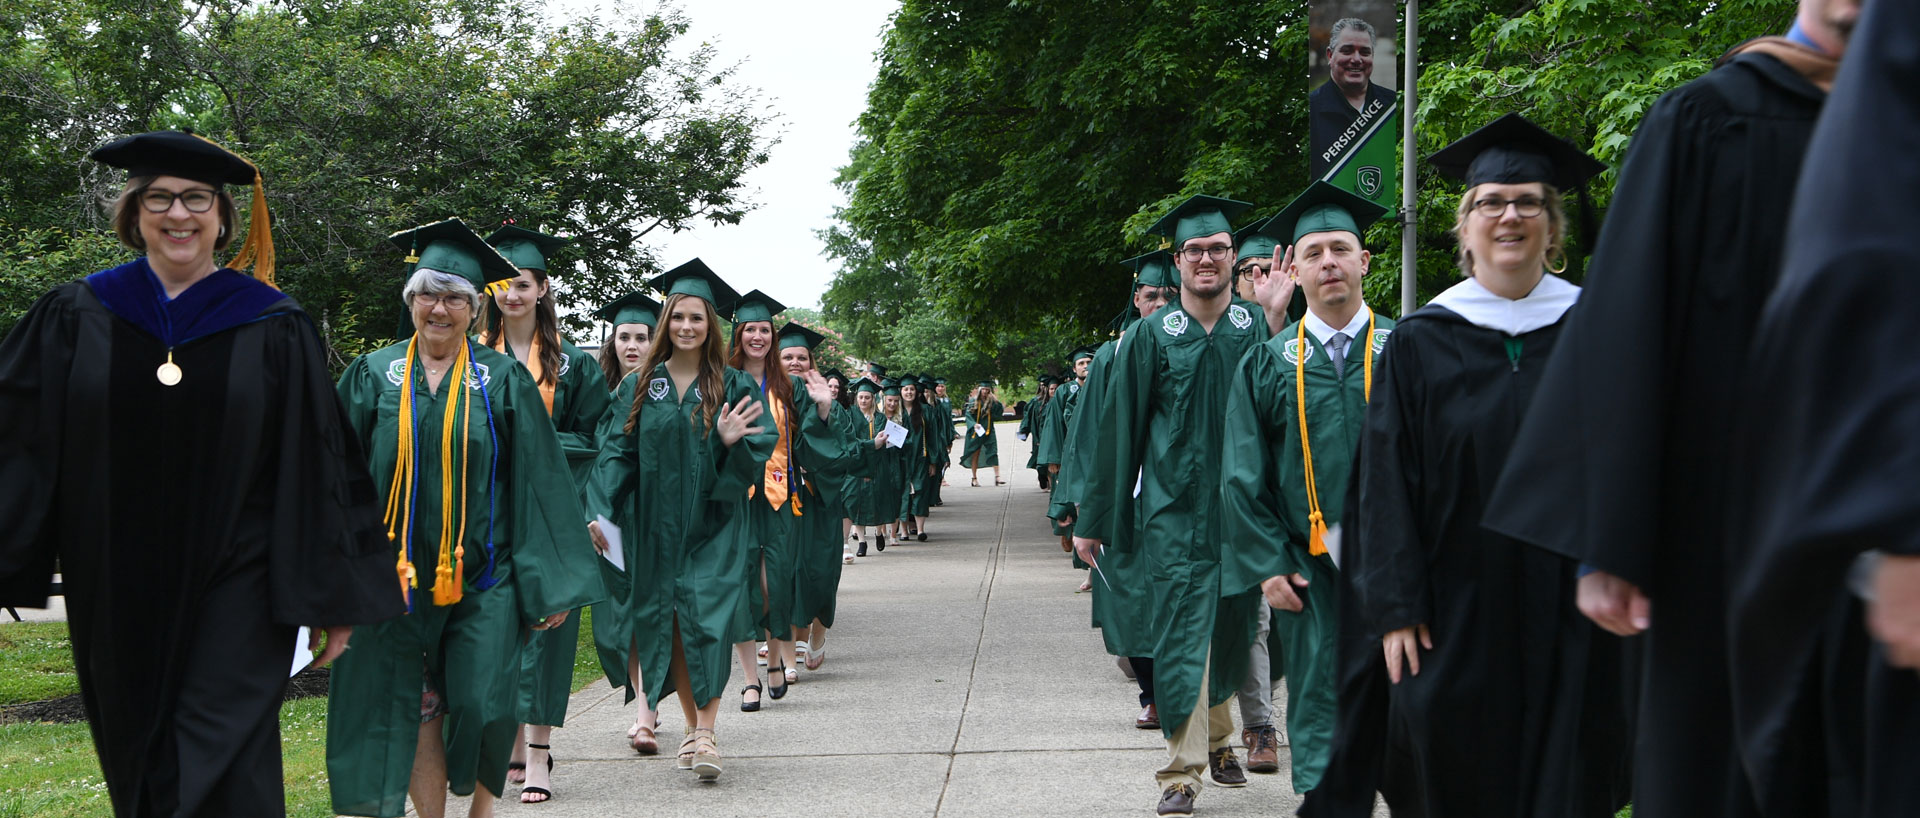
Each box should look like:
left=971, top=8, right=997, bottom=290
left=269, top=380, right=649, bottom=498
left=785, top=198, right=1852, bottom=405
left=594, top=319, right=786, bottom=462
left=0, top=0, right=774, bottom=358
left=825, top=0, right=1796, bottom=361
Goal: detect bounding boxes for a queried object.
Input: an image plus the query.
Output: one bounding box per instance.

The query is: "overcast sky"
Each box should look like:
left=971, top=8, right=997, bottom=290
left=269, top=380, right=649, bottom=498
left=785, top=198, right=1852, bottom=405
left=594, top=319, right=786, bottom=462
left=559, top=0, right=900, bottom=311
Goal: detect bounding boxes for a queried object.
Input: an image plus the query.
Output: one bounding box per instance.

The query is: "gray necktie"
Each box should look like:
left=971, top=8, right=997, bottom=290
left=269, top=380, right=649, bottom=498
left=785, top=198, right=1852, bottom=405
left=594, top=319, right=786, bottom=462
left=1326, top=332, right=1349, bottom=378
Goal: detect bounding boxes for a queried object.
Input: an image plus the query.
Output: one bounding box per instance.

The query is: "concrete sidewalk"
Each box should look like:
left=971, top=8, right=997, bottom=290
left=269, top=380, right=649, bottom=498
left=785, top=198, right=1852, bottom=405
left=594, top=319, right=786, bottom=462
left=490, top=429, right=1365, bottom=818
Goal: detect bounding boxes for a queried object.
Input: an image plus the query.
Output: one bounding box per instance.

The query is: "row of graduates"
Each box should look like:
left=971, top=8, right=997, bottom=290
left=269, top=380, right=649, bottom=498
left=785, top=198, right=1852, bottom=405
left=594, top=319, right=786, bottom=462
left=1052, top=114, right=1644, bottom=818
left=326, top=223, right=940, bottom=814
left=0, top=125, right=944, bottom=817
left=839, top=365, right=961, bottom=555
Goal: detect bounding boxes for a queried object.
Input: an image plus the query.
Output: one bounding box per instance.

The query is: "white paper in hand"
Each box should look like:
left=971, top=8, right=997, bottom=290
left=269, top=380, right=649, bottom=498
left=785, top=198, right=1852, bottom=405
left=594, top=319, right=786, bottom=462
left=883, top=420, right=908, bottom=448
left=596, top=515, right=626, bottom=572
left=290, top=626, right=313, bottom=678
left=1324, top=523, right=1343, bottom=569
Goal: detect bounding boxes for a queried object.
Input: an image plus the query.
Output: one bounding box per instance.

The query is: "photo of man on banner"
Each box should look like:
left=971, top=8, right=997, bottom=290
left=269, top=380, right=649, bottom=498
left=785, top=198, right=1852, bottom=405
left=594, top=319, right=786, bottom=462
left=1308, top=0, right=1399, bottom=208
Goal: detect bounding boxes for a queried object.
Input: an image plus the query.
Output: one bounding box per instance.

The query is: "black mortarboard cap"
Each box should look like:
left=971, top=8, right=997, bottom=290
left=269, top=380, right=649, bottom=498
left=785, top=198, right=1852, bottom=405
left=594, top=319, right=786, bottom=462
left=1428, top=113, right=1606, bottom=190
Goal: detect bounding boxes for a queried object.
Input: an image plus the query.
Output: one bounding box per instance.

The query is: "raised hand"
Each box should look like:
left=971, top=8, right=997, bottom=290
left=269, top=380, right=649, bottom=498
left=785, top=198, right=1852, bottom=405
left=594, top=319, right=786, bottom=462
left=802, top=369, right=835, bottom=418
left=717, top=395, right=767, bottom=446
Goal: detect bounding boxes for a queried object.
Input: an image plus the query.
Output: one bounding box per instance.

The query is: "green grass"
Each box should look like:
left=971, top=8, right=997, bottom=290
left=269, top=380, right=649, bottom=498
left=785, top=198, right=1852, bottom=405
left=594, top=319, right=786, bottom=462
left=571, top=605, right=606, bottom=692
left=0, top=622, right=79, bottom=706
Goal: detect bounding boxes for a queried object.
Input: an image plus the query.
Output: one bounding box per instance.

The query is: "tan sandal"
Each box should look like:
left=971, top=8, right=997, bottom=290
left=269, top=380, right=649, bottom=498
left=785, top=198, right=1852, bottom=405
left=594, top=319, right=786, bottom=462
left=690, top=728, right=721, bottom=781
left=676, top=733, right=697, bottom=770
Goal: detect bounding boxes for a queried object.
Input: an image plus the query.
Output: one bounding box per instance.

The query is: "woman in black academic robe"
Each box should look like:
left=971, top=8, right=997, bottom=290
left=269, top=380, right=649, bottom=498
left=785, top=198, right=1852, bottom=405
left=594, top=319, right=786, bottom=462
left=0, top=132, right=403, bottom=818
left=1319, top=118, right=1631, bottom=818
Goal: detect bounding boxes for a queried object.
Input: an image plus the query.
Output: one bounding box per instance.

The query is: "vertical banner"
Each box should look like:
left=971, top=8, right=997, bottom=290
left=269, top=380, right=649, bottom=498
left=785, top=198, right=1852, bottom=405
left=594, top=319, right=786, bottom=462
left=1309, top=0, right=1400, bottom=211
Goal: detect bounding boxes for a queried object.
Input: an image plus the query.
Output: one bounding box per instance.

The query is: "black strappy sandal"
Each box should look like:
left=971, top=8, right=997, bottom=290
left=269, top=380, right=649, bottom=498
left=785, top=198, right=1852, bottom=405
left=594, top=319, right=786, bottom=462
left=519, top=743, right=554, bottom=804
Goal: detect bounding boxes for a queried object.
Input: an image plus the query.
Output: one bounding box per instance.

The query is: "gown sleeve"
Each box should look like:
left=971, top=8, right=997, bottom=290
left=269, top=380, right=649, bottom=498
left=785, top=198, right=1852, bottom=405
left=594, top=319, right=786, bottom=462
left=1349, top=328, right=1433, bottom=636
left=264, top=315, right=406, bottom=626
left=710, top=369, right=779, bottom=503
left=1220, top=344, right=1298, bottom=596
left=553, top=348, right=613, bottom=487
left=793, top=378, right=854, bottom=479
left=0, top=288, right=78, bottom=607
left=1079, top=329, right=1156, bottom=551
left=500, top=366, right=604, bottom=623
left=585, top=375, right=639, bottom=522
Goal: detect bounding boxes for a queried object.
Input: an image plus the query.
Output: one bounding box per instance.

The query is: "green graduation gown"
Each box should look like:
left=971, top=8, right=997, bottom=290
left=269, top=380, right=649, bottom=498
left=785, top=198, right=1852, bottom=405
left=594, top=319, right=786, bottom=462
left=850, top=408, right=902, bottom=526
left=725, top=376, right=846, bottom=642
left=1079, top=298, right=1269, bottom=737
left=900, top=405, right=936, bottom=518
left=791, top=400, right=867, bottom=629
left=1072, top=339, right=1150, bottom=652
left=328, top=340, right=603, bottom=816
left=1220, top=313, right=1394, bottom=793
left=587, top=365, right=777, bottom=710
left=504, top=338, right=613, bottom=727
left=1022, top=394, right=1048, bottom=474
left=1041, top=379, right=1082, bottom=538
left=960, top=399, right=1003, bottom=469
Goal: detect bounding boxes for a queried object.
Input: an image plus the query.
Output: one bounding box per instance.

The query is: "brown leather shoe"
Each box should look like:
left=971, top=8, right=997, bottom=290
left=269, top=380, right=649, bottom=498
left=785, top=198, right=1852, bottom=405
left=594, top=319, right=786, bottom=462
left=1156, top=783, right=1196, bottom=817
left=1135, top=703, right=1160, bottom=730
left=1242, top=725, right=1280, bottom=773
left=1209, top=747, right=1247, bottom=787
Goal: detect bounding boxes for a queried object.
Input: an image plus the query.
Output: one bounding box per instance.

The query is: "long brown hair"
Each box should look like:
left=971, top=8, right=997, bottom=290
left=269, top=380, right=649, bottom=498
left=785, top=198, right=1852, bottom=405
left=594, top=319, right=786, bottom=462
left=597, top=321, right=651, bottom=392
left=483, top=268, right=564, bottom=387
left=728, top=320, right=795, bottom=434
left=624, top=293, right=727, bottom=436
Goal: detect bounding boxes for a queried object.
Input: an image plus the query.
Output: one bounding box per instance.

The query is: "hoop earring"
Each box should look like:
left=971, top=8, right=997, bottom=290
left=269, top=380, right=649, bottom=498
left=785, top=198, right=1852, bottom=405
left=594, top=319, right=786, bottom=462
left=1545, top=256, right=1568, bottom=275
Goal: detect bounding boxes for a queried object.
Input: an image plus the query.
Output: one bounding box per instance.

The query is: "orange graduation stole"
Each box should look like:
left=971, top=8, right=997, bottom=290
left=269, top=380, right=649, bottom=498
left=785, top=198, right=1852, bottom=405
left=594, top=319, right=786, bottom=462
left=1296, top=313, right=1375, bottom=556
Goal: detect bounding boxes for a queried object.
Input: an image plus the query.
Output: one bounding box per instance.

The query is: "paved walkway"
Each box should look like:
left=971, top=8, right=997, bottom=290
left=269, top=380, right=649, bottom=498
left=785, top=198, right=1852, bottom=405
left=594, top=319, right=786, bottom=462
left=488, top=429, right=1370, bottom=818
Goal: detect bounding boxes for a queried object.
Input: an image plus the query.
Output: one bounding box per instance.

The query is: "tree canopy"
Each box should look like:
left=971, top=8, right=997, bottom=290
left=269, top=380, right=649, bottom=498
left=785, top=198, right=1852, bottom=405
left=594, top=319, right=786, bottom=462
left=0, top=0, right=775, bottom=365
left=823, top=0, right=1796, bottom=381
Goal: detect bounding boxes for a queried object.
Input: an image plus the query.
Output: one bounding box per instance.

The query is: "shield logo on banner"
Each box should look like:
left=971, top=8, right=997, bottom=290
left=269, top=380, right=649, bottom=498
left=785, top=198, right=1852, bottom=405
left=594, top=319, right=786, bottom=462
left=1357, top=166, right=1383, bottom=198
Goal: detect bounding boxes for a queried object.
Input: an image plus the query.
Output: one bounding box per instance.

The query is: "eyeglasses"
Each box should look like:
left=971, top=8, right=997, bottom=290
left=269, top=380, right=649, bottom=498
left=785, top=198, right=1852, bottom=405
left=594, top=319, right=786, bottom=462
left=1472, top=196, right=1546, bottom=219
left=139, top=188, right=219, bottom=214
left=413, top=293, right=472, bottom=310
left=1178, top=245, right=1234, bottom=262
left=1236, top=262, right=1271, bottom=276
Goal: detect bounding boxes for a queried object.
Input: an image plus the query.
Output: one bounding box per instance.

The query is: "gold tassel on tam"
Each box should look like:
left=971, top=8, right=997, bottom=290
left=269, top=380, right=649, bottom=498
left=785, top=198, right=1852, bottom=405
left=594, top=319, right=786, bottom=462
left=188, top=133, right=276, bottom=288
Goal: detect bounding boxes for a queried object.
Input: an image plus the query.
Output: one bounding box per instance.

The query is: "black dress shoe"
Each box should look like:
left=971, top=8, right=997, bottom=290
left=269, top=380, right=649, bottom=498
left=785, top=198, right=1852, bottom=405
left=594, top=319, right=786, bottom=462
left=875, top=535, right=886, bottom=552
left=918, top=532, right=928, bottom=542
left=1156, top=784, right=1195, bottom=817
left=740, top=684, right=761, bottom=712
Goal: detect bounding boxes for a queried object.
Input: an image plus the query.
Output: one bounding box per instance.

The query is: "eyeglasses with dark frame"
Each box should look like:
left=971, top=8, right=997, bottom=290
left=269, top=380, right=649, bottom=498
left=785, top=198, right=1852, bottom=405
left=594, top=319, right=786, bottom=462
left=1472, top=196, right=1546, bottom=219
left=1178, top=245, right=1235, bottom=262
left=139, top=188, right=219, bottom=214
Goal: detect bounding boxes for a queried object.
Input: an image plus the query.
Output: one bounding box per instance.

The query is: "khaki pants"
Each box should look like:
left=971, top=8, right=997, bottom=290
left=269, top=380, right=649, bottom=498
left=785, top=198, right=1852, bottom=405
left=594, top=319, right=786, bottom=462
left=1155, top=651, right=1235, bottom=789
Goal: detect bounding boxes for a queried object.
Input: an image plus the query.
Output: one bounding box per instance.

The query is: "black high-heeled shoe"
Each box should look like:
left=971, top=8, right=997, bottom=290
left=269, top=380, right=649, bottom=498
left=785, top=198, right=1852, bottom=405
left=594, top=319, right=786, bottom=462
left=520, top=743, right=555, bottom=803
left=768, top=665, right=789, bottom=700
left=740, top=684, right=762, bottom=712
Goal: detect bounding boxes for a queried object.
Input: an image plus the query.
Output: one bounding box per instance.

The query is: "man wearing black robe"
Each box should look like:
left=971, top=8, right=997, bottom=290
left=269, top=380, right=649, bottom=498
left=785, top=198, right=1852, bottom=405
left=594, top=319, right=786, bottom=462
left=1729, top=1, right=1912, bottom=816
left=1483, top=7, right=1848, bottom=817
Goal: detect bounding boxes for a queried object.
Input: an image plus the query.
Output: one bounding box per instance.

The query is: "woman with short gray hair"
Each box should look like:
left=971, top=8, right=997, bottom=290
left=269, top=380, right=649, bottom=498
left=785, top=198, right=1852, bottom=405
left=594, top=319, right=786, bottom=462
left=326, top=218, right=604, bottom=818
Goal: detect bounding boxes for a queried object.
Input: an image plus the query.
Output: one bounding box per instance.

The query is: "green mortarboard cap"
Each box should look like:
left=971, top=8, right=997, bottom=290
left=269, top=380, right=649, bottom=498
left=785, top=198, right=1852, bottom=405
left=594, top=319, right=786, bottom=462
left=1147, top=194, right=1254, bottom=246
left=978, top=380, right=995, bottom=388
left=650, top=258, right=740, bottom=313
left=1259, top=181, right=1391, bottom=246
left=1428, top=113, right=1606, bottom=190
left=731, top=289, right=786, bottom=324
left=901, top=374, right=922, bottom=387
left=854, top=379, right=880, bottom=394
left=777, top=321, right=826, bottom=351
left=485, top=224, right=568, bottom=272
left=1235, top=223, right=1279, bottom=263
left=388, top=218, right=518, bottom=294
left=594, top=291, right=661, bottom=328
left=89, top=130, right=257, bottom=187
left=934, top=377, right=948, bottom=385
left=1071, top=345, right=1098, bottom=363
left=881, top=379, right=901, bottom=396
left=867, top=363, right=889, bottom=378
left=1123, top=250, right=1180, bottom=290
left=822, top=368, right=846, bottom=382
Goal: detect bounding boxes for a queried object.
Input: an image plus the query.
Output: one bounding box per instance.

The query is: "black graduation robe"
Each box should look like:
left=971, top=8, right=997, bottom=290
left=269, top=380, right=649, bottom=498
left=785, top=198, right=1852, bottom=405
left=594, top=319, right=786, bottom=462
left=1728, top=5, right=1920, bottom=815
left=1482, top=45, right=1834, bottom=818
left=0, top=264, right=402, bottom=818
left=1339, top=302, right=1631, bottom=818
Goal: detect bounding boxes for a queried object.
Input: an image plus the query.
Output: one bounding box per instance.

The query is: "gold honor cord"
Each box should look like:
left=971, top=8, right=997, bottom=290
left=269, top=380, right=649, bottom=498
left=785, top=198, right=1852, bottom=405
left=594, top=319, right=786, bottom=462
left=382, top=336, right=478, bottom=608
left=1295, top=313, right=1374, bottom=556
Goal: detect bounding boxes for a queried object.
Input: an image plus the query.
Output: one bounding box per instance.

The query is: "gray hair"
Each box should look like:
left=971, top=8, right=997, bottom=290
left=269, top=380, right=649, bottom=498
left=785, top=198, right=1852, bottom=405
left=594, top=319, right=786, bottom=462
left=402, top=268, right=482, bottom=329
left=1329, top=17, right=1376, bottom=48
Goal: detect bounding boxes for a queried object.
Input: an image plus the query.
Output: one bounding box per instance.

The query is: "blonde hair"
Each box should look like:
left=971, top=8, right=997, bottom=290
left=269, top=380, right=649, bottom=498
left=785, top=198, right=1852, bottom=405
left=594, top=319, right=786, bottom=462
left=1450, top=183, right=1567, bottom=277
